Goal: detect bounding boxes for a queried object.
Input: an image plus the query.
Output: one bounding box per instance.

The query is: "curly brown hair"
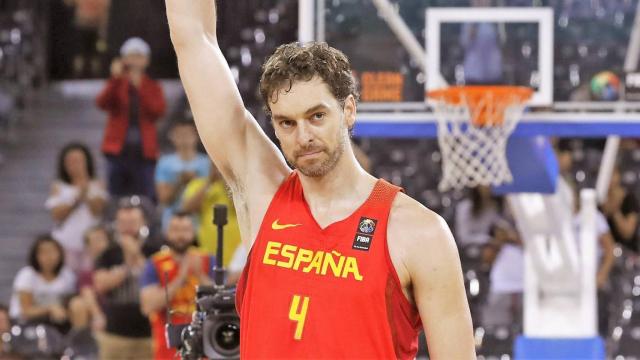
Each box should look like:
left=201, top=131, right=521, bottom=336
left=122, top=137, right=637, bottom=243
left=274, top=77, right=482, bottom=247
left=259, top=42, right=359, bottom=115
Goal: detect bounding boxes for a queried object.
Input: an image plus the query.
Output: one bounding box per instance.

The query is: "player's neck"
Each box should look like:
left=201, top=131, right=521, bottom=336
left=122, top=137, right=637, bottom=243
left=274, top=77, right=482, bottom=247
left=298, top=149, right=375, bottom=207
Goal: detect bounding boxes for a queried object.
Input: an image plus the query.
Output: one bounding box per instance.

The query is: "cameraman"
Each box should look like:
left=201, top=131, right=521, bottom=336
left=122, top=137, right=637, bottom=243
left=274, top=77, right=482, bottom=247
left=93, top=202, right=155, bottom=359
left=140, top=212, right=214, bottom=360
left=96, top=37, right=166, bottom=200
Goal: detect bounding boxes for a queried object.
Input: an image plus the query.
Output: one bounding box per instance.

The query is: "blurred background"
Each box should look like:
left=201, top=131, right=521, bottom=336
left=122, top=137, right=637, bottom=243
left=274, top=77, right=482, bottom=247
left=0, top=0, right=640, bottom=359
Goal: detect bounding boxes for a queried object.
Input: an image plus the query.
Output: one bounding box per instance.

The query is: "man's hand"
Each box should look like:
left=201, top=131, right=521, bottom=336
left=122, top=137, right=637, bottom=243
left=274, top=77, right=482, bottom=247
left=77, top=181, right=89, bottom=200
left=110, top=58, right=123, bottom=78
left=184, top=252, right=204, bottom=276
left=111, top=265, right=128, bottom=282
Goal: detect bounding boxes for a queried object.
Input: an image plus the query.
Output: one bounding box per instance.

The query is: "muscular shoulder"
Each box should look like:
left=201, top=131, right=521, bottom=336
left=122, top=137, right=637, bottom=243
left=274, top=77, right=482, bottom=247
left=389, top=192, right=453, bottom=249
left=387, top=192, right=460, bottom=283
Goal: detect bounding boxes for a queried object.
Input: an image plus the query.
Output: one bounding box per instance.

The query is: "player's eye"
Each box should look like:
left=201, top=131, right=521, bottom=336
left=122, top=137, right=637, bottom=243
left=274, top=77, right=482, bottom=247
left=280, top=120, right=295, bottom=129
left=312, top=112, right=326, bottom=121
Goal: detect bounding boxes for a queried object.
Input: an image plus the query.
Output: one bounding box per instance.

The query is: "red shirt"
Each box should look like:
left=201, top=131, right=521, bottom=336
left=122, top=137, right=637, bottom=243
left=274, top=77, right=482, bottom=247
left=95, top=76, right=165, bottom=160
left=148, top=249, right=211, bottom=360
left=236, top=172, right=422, bottom=359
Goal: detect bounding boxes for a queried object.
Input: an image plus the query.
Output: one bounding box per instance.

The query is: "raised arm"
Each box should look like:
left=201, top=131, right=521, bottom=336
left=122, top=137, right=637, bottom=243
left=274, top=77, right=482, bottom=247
left=165, top=0, right=289, bottom=204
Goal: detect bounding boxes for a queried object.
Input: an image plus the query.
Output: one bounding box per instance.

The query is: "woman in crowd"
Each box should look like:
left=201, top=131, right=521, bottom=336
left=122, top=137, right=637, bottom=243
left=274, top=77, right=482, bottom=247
left=602, top=168, right=639, bottom=253
left=9, top=235, right=80, bottom=333
left=455, top=185, right=504, bottom=247
left=46, top=142, right=108, bottom=272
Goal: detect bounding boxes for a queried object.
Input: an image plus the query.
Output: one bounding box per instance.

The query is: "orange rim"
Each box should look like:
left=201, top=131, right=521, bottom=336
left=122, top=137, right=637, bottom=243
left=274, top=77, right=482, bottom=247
left=427, top=86, right=533, bottom=126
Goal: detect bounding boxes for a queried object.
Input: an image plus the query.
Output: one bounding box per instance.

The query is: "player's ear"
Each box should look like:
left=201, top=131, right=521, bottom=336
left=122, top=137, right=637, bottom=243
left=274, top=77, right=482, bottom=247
left=343, top=94, right=356, bottom=129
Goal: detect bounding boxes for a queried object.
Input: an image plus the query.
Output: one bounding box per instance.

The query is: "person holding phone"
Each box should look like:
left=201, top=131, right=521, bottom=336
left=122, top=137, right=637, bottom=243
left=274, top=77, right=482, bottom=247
left=96, top=37, right=166, bottom=201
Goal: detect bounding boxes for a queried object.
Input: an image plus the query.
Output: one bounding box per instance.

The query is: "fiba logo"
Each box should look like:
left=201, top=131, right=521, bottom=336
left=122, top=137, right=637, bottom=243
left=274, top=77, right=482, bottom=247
left=358, top=218, right=377, bottom=234
left=353, top=217, right=378, bottom=251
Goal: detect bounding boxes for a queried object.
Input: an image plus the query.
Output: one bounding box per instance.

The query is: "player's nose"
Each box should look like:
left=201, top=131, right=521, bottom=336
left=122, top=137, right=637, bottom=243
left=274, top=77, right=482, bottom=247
left=295, top=120, right=315, bottom=145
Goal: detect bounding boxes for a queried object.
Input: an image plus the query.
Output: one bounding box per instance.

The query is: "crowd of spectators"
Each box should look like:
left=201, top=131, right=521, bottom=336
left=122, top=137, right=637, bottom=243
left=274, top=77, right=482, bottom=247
left=3, top=0, right=640, bottom=354
left=453, top=143, right=639, bottom=350
left=0, top=37, right=243, bottom=360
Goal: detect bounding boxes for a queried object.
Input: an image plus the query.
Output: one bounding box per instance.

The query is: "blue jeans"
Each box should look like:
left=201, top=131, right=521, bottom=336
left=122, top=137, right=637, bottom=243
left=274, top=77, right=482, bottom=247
left=106, top=144, right=156, bottom=201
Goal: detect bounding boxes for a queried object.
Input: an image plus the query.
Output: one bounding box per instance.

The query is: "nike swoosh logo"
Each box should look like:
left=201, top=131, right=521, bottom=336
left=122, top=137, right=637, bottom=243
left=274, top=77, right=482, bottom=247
left=272, top=219, right=302, bottom=230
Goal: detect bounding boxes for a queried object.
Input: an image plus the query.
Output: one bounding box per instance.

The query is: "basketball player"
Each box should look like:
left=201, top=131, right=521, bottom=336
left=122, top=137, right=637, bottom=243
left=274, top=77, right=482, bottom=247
left=165, top=1, right=475, bottom=358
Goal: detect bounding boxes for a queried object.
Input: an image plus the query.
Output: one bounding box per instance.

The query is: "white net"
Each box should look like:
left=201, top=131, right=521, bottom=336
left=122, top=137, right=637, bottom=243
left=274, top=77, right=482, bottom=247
left=430, top=89, right=530, bottom=191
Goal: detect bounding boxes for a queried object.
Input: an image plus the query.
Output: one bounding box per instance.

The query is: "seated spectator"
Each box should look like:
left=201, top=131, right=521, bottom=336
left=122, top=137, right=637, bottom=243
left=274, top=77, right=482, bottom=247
left=96, top=37, right=166, bottom=200
left=155, top=120, right=210, bottom=230
left=8, top=235, right=81, bottom=333
left=114, top=196, right=162, bottom=257
left=93, top=203, right=155, bottom=359
left=482, top=179, right=616, bottom=335
left=76, top=225, right=111, bottom=331
left=602, top=168, right=639, bottom=253
left=46, top=142, right=108, bottom=273
left=481, top=214, right=524, bottom=332
left=140, top=211, right=215, bottom=359
left=181, top=163, right=241, bottom=265
left=78, top=225, right=112, bottom=289
left=455, top=185, right=503, bottom=247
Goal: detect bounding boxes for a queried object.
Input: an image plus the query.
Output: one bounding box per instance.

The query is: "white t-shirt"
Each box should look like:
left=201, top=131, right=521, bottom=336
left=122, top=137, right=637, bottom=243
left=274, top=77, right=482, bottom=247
left=9, top=266, right=77, bottom=319
left=454, top=199, right=501, bottom=246
left=490, top=243, right=524, bottom=294
left=45, top=180, right=108, bottom=252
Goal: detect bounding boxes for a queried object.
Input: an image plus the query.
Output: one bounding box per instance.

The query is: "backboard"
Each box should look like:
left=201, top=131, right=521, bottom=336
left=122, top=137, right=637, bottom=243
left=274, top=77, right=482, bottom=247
left=303, top=0, right=640, bottom=138
left=426, top=7, right=554, bottom=106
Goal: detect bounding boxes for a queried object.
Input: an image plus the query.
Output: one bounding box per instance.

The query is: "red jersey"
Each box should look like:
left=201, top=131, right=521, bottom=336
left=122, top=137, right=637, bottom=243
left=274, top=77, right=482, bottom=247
left=236, top=172, right=422, bottom=359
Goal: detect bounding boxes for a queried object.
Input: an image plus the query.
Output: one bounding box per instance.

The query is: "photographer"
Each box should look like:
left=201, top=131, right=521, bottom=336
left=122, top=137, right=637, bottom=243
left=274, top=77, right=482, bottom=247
left=140, top=212, right=214, bottom=360
left=93, top=203, right=155, bottom=359
left=96, top=37, right=166, bottom=200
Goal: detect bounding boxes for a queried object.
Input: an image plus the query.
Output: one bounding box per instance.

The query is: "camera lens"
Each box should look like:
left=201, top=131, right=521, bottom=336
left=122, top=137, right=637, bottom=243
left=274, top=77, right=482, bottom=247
left=210, top=321, right=240, bottom=356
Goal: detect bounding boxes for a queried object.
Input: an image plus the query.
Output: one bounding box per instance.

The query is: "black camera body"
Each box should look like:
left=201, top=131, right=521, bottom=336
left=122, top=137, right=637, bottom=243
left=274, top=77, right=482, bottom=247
left=166, top=284, right=240, bottom=359
left=166, top=204, right=241, bottom=359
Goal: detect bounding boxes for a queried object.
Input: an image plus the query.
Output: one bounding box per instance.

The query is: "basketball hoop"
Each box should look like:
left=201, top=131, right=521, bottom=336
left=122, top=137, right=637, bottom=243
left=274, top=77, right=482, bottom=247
left=427, top=86, right=533, bottom=191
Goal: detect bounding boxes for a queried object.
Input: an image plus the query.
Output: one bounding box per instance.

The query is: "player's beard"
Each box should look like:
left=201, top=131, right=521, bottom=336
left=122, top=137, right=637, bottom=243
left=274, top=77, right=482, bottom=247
left=289, top=123, right=347, bottom=178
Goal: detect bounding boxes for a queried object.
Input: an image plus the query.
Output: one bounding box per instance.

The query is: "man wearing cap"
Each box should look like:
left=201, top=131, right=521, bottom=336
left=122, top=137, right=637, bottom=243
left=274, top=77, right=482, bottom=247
left=97, top=37, right=166, bottom=201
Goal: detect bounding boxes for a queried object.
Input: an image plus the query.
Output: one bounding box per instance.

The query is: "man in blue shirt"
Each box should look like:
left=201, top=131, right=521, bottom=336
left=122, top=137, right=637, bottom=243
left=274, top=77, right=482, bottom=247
left=155, top=120, right=210, bottom=229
